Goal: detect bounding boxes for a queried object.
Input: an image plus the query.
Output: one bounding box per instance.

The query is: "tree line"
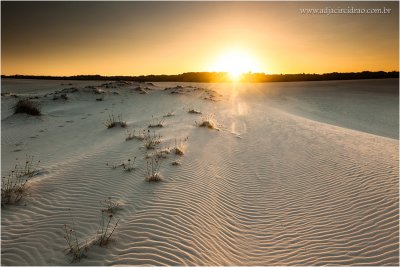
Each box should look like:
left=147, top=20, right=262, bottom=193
left=2, top=71, right=398, bottom=83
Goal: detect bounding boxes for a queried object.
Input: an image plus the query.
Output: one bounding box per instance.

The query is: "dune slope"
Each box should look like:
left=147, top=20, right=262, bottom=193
left=1, top=79, right=398, bottom=265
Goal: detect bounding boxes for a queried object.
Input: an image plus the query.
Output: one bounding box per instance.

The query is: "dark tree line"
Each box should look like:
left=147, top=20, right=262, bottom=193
left=2, top=71, right=398, bottom=83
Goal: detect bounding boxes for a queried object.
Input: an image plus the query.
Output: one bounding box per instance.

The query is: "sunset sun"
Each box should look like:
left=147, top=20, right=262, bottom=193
left=212, top=49, right=261, bottom=81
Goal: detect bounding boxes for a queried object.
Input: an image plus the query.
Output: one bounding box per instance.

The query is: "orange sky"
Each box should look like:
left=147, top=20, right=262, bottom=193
left=1, top=1, right=399, bottom=76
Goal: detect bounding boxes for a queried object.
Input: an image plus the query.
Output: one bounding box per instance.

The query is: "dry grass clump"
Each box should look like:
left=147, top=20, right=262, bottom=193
left=148, top=116, right=165, bottom=128
left=104, top=114, right=127, bottom=128
left=100, top=197, right=120, bottom=214
left=125, top=129, right=146, bottom=141
left=63, top=208, right=120, bottom=262
left=1, top=156, right=40, bottom=207
left=97, top=210, right=120, bottom=247
left=146, top=148, right=170, bottom=160
left=1, top=174, right=29, bottom=206
left=63, top=223, right=89, bottom=262
left=121, top=157, right=136, bottom=172
left=171, top=161, right=181, bottom=166
left=14, top=99, right=41, bottom=116
left=196, top=115, right=218, bottom=130
left=106, top=157, right=136, bottom=172
left=146, top=158, right=162, bottom=182
left=188, top=109, right=202, bottom=114
left=172, top=137, right=188, bottom=156
left=144, top=130, right=161, bottom=149
left=163, top=111, right=175, bottom=117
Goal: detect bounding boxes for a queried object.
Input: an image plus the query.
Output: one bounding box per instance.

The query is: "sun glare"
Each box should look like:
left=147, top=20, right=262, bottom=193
left=212, top=49, right=260, bottom=81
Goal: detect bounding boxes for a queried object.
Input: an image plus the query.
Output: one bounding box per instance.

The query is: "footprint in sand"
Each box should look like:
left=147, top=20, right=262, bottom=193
left=65, top=120, right=74, bottom=123
left=13, top=149, right=22, bottom=152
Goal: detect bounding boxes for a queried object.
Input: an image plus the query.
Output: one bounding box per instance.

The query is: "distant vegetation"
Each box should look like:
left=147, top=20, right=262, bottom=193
left=2, top=71, right=398, bottom=83
left=14, top=99, right=41, bottom=116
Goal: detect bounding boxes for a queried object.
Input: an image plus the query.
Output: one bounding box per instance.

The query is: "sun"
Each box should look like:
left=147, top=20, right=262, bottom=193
left=212, top=49, right=260, bottom=81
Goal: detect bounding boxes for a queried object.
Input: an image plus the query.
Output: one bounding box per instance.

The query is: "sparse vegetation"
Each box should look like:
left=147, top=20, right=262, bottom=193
left=63, top=223, right=89, bottom=262
left=125, top=129, right=146, bottom=141
left=121, top=157, right=136, bottom=172
left=188, top=109, right=202, bottom=114
left=148, top=116, right=165, bottom=128
left=144, top=130, right=161, bottom=149
left=100, top=197, right=120, bottom=214
left=172, top=137, right=188, bottom=156
left=104, top=114, right=127, bottom=128
left=1, top=174, right=29, bottom=206
left=146, top=158, right=162, bottom=182
left=146, top=148, right=170, bottom=160
left=196, top=115, right=218, bottom=130
left=97, top=211, right=120, bottom=247
left=1, top=156, right=40, bottom=207
left=171, top=161, right=181, bottom=166
left=14, top=99, right=41, bottom=116
left=163, top=111, right=175, bottom=117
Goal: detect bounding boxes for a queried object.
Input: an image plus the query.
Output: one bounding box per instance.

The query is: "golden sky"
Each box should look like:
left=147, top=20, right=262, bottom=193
left=1, top=1, right=399, bottom=76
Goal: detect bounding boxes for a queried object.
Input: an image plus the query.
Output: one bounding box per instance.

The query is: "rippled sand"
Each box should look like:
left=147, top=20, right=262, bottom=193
left=1, top=79, right=398, bottom=265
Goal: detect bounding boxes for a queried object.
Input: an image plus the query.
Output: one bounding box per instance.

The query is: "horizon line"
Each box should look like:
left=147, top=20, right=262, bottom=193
left=2, top=70, right=399, bottom=78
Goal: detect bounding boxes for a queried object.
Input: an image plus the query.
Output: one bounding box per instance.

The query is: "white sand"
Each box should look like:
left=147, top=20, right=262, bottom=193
left=1, top=78, right=398, bottom=265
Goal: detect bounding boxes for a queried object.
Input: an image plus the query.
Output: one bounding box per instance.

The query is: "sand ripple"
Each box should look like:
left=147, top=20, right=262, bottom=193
left=1, top=83, right=398, bottom=265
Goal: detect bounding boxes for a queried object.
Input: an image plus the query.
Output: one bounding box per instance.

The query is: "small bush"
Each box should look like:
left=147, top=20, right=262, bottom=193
left=146, top=148, right=170, bottom=160
left=125, top=129, right=145, bottom=141
left=148, top=116, right=165, bottom=128
left=1, top=175, right=29, bottom=206
left=14, top=99, right=41, bottom=116
left=121, top=157, right=136, bottom=172
left=172, top=137, right=188, bottom=156
left=104, top=114, right=127, bottom=128
left=63, top=223, right=89, bottom=262
left=97, top=211, right=119, bottom=246
left=163, top=111, right=175, bottom=117
left=188, top=109, right=202, bottom=114
left=100, top=197, right=120, bottom=214
left=144, top=130, right=161, bottom=150
left=196, top=115, right=218, bottom=130
left=146, top=158, right=162, bottom=182
left=1, top=155, right=40, bottom=207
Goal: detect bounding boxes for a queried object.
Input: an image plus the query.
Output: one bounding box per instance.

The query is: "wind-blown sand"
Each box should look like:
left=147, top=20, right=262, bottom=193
left=1, top=78, right=398, bottom=265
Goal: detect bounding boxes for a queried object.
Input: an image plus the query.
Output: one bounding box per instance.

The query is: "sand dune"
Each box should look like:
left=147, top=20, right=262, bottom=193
left=1, top=79, right=398, bottom=265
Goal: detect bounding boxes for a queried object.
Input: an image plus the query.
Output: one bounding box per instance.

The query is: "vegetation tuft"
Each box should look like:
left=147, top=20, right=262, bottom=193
left=148, top=116, right=165, bottom=128
left=146, top=158, right=162, bottom=182
left=144, top=130, right=161, bottom=150
left=97, top=211, right=120, bottom=247
left=14, top=99, right=41, bottom=116
left=104, top=114, right=127, bottom=128
left=1, top=155, right=40, bottom=207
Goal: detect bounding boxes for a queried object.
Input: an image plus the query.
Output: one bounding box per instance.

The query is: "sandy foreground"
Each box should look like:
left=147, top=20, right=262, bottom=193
left=1, top=78, right=399, bottom=266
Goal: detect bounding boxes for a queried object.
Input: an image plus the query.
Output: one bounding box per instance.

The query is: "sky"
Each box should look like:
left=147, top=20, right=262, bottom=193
left=1, top=1, right=399, bottom=76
